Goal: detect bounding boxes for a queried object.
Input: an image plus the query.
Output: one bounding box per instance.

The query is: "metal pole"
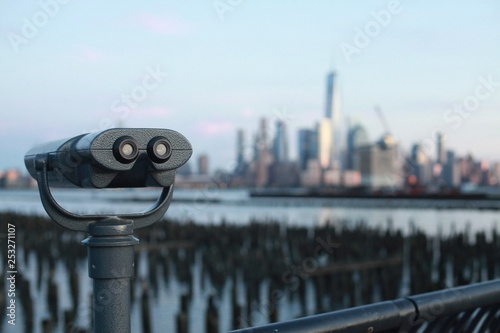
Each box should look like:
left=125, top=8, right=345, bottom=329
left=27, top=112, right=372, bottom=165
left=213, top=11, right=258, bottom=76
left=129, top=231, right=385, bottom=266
left=82, top=218, right=139, bottom=333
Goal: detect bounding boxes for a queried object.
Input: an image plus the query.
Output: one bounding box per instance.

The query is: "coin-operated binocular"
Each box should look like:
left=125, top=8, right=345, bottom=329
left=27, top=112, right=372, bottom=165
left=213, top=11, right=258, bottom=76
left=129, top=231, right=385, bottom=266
left=25, top=128, right=192, bottom=333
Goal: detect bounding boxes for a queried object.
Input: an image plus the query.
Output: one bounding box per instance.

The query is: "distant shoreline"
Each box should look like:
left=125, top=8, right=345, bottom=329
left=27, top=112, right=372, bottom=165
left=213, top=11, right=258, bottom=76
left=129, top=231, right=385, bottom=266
left=248, top=188, right=500, bottom=210
left=110, top=188, right=500, bottom=210
left=250, top=188, right=496, bottom=200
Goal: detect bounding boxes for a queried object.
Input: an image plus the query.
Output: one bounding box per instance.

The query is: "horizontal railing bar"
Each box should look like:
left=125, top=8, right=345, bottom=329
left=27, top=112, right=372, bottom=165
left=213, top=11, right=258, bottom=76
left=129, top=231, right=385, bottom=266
left=409, top=279, right=500, bottom=321
left=229, top=279, right=500, bottom=333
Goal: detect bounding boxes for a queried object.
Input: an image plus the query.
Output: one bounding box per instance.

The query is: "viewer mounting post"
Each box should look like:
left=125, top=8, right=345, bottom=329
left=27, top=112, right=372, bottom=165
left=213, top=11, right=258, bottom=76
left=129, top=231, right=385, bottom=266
left=25, top=128, right=192, bottom=333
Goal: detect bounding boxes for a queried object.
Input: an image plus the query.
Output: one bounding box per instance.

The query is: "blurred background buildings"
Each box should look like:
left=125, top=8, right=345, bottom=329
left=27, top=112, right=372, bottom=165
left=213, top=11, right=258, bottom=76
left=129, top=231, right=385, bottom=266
left=220, top=71, right=500, bottom=192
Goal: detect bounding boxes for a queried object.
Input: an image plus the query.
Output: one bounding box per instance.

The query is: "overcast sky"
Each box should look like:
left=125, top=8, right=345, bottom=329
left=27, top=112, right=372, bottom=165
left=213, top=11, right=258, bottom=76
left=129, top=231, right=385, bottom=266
left=1, top=0, right=499, bottom=173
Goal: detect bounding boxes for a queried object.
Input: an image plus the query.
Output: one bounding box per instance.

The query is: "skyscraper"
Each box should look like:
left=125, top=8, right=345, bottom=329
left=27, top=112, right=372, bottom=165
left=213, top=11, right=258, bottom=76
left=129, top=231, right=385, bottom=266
left=357, top=134, right=402, bottom=188
left=298, top=129, right=318, bottom=170
left=322, top=71, right=341, bottom=169
left=234, top=129, right=247, bottom=176
left=237, top=129, right=245, bottom=163
left=255, top=118, right=271, bottom=187
left=436, top=132, right=447, bottom=165
left=346, top=124, right=369, bottom=170
left=442, top=150, right=460, bottom=187
left=411, top=143, right=432, bottom=185
left=325, top=72, right=338, bottom=119
left=318, top=119, right=333, bottom=169
left=273, top=120, right=289, bottom=162
left=198, top=154, right=209, bottom=175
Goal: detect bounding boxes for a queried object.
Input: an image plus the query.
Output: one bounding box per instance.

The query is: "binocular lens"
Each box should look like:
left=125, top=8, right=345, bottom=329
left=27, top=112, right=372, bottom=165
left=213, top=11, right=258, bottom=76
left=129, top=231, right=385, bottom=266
left=113, top=137, right=139, bottom=163
left=155, top=143, right=168, bottom=156
left=148, top=137, right=172, bottom=163
left=121, top=143, right=135, bottom=157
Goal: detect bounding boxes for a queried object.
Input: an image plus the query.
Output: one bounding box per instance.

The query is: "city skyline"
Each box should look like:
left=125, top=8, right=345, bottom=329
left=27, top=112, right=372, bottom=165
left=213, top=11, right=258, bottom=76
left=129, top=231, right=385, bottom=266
left=233, top=112, right=499, bottom=170
left=219, top=112, right=499, bottom=189
left=1, top=114, right=499, bottom=188
left=1, top=1, right=499, bottom=172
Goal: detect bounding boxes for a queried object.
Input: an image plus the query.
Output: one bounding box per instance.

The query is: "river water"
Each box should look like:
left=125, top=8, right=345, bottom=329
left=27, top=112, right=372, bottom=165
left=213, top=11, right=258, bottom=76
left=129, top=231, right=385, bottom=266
left=1, top=188, right=499, bottom=236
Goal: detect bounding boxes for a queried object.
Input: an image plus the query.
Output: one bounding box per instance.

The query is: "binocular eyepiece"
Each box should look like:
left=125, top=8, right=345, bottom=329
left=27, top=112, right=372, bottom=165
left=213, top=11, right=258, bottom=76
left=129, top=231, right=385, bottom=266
left=25, top=128, right=192, bottom=188
left=112, top=136, right=173, bottom=164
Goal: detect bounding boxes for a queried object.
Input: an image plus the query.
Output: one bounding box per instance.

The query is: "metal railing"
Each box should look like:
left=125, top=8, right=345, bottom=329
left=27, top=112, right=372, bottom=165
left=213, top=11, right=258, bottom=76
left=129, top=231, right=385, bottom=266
left=230, top=279, right=500, bottom=333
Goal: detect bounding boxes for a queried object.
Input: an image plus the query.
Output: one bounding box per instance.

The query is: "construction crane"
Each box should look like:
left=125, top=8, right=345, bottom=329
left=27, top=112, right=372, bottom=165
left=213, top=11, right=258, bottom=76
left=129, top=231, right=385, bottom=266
left=374, top=105, right=391, bottom=136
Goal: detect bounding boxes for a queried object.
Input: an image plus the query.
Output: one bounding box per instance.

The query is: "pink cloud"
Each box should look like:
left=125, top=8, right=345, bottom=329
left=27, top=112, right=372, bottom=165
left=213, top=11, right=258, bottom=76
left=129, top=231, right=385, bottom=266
left=135, top=12, right=192, bottom=35
left=241, top=108, right=255, bottom=118
left=197, top=120, right=235, bottom=135
left=76, top=46, right=105, bottom=62
left=83, top=49, right=102, bottom=61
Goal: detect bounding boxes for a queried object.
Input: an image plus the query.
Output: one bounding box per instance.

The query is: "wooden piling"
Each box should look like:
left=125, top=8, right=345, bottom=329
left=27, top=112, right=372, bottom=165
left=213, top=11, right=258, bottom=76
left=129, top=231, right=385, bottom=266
left=42, top=319, right=54, bottom=333
left=205, top=295, right=219, bottom=333
left=69, top=263, right=80, bottom=314
left=231, top=279, right=242, bottom=330
left=64, top=309, right=75, bottom=333
left=47, top=271, right=59, bottom=323
left=176, top=294, right=190, bottom=333
left=19, top=274, right=34, bottom=333
left=141, top=282, right=152, bottom=333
